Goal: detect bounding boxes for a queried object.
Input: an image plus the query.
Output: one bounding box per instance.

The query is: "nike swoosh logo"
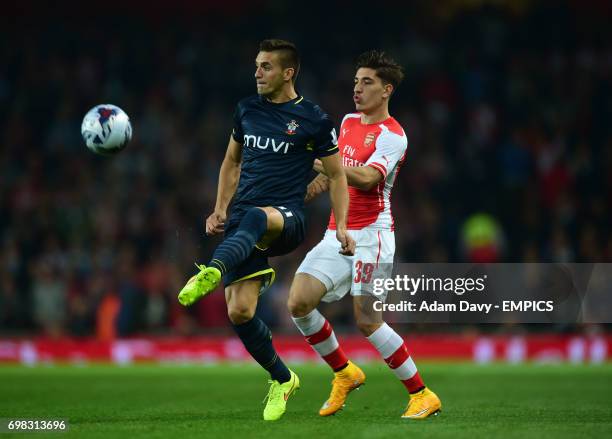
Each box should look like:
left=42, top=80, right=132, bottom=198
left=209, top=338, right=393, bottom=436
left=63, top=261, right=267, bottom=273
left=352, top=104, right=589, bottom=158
left=284, top=379, right=296, bottom=401
left=405, top=408, right=429, bottom=418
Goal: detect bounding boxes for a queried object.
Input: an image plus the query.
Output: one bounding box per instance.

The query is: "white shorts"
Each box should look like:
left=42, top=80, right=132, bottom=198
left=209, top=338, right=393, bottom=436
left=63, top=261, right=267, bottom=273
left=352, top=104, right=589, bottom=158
left=296, top=229, right=395, bottom=302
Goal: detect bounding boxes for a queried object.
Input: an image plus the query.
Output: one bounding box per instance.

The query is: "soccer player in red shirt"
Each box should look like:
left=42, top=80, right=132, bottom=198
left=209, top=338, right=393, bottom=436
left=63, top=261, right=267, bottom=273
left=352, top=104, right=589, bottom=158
left=288, top=50, right=442, bottom=419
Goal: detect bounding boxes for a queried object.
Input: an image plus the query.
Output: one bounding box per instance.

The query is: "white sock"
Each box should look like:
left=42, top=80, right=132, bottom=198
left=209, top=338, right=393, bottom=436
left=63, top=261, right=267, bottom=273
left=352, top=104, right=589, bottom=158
left=367, top=322, right=419, bottom=381
left=292, top=309, right=346, bottom=368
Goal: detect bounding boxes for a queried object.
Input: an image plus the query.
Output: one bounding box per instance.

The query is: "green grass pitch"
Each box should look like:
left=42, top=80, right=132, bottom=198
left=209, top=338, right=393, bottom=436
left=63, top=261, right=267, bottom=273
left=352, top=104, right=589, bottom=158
left=1, top=362, right=611, bottom=438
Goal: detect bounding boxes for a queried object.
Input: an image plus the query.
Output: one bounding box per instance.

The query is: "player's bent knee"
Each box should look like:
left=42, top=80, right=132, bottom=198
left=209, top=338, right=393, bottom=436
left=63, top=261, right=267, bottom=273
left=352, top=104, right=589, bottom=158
left=227, top=305, right=256, bottom=324
left=287, top=296, right=315, bottom=318
left=287, top=273, right=326, bottom=317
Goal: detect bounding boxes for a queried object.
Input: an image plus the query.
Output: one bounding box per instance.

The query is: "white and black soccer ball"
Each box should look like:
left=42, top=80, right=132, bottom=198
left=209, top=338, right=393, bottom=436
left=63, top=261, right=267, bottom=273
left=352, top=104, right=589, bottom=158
left=81, top=104, right=132, bottom=156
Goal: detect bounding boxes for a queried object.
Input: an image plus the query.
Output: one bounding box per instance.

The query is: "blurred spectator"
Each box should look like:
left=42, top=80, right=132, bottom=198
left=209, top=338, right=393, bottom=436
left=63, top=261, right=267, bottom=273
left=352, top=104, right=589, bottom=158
left=31, top=261, right=67, bottom=337
left=460, top=213, right=505, bottom=263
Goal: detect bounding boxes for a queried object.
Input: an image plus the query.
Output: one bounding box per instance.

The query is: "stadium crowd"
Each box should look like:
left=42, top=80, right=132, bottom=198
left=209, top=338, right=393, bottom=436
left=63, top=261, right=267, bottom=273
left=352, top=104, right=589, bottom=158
left=1, top=2, right=610, bottom=337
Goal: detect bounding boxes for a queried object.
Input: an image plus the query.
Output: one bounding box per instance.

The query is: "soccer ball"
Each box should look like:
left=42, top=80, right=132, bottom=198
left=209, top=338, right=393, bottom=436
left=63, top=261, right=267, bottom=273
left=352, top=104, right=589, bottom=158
left=81, top=104, right=132, bottom=156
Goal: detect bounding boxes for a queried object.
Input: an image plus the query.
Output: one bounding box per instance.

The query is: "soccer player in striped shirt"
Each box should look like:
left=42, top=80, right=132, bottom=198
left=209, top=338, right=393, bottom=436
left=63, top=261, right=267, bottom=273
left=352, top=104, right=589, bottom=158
left=288, top=50, right=441, bottom=419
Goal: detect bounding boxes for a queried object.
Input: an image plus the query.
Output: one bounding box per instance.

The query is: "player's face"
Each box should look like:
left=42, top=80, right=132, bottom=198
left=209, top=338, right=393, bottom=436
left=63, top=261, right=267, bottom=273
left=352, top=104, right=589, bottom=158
left=353, top=68, right=391, bottom=113
left=254, top=51, right=287, bottom=96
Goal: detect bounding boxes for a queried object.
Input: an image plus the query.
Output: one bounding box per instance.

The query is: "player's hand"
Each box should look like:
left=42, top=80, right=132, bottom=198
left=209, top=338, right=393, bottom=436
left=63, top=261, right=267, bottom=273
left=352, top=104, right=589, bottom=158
left=336, top=228, right=356, bottom=256
left=304, top=185, right=316, bottom=202
left=205, top=211, right=226, bottom=235
left=305, top=178, right=326, bottom=202
left=313, top=159, right=324, bottom=173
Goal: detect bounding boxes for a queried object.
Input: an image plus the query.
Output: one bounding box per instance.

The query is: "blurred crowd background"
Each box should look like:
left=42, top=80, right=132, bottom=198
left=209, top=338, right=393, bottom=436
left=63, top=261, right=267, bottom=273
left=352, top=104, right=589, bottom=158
left=1, top=0, right=611, bottom=338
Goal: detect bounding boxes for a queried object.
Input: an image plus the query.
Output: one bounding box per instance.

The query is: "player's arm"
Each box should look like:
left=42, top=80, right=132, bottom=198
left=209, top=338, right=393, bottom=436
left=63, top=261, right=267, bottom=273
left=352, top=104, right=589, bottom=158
left=319, top=153, right=355, bottom=255
left=314, top=159, right=383, bottom=191
left=206, top=135, right=243, bottom=235
left=305, top=173, right=329, bottom=202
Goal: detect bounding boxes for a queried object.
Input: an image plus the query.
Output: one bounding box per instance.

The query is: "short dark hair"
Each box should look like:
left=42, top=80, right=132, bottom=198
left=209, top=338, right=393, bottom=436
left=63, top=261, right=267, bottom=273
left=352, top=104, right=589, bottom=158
left=259, top=39, right=300, bottom=82
left=355, top=50, right=404, bottom=90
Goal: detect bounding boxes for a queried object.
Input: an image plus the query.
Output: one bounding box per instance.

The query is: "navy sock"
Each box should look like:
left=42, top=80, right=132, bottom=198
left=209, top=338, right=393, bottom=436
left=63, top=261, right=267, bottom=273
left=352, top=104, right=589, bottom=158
left=232, top=316, right=291, bottom=383
left=209, top=208, right=268, bottom=275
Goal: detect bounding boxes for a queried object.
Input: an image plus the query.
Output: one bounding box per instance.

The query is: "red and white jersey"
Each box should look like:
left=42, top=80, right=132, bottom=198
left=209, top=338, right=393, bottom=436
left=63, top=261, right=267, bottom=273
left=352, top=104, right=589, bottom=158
left=328, top=113, right=407, bottom=231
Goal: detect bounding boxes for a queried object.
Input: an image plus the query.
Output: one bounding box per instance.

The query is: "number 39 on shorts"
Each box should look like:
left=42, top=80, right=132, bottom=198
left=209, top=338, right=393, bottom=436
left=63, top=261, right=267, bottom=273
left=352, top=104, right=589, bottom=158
left=354, top=260, right=375, bottom=284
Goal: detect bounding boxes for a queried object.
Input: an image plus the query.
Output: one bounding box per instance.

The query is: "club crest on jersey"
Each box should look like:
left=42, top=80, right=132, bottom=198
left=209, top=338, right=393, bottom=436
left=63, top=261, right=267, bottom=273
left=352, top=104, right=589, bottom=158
left=364, top=132, right=376, bottom=147
left=286, top=120, right=299, bottom=135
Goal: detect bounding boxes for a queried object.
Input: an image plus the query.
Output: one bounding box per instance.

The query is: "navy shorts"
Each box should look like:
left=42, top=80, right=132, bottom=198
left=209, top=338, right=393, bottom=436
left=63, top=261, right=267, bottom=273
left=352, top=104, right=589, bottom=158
left=222, top=206, right=306, bottom=293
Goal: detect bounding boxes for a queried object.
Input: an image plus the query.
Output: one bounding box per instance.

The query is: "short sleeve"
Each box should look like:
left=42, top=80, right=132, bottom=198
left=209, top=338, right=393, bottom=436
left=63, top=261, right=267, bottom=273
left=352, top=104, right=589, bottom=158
left=313, top=116, right=339, bottom=158
left=365, top=129, right=407, bottom=179
left=232, top=103, right=244, bottom=143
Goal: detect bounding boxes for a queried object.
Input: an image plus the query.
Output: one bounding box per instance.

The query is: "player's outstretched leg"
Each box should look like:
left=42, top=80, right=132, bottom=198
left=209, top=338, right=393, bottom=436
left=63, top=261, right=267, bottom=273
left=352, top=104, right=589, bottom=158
left=291, top=307, right=366, bottom=416
left=228, top=279, right=298, bottom=421
left=365, top=322, right=441, bottom=419
left=178, top=207, right=269, bottom=306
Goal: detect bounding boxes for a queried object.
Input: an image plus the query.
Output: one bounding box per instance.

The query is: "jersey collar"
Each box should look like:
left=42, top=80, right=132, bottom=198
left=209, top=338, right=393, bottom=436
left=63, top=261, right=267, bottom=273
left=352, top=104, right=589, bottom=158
left=260, top=94, right=303, bottom=106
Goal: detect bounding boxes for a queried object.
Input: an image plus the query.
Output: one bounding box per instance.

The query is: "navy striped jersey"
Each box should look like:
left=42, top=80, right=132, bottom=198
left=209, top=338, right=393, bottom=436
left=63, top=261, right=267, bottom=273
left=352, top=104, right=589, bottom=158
left=230, top=94, right=339, bottom=216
